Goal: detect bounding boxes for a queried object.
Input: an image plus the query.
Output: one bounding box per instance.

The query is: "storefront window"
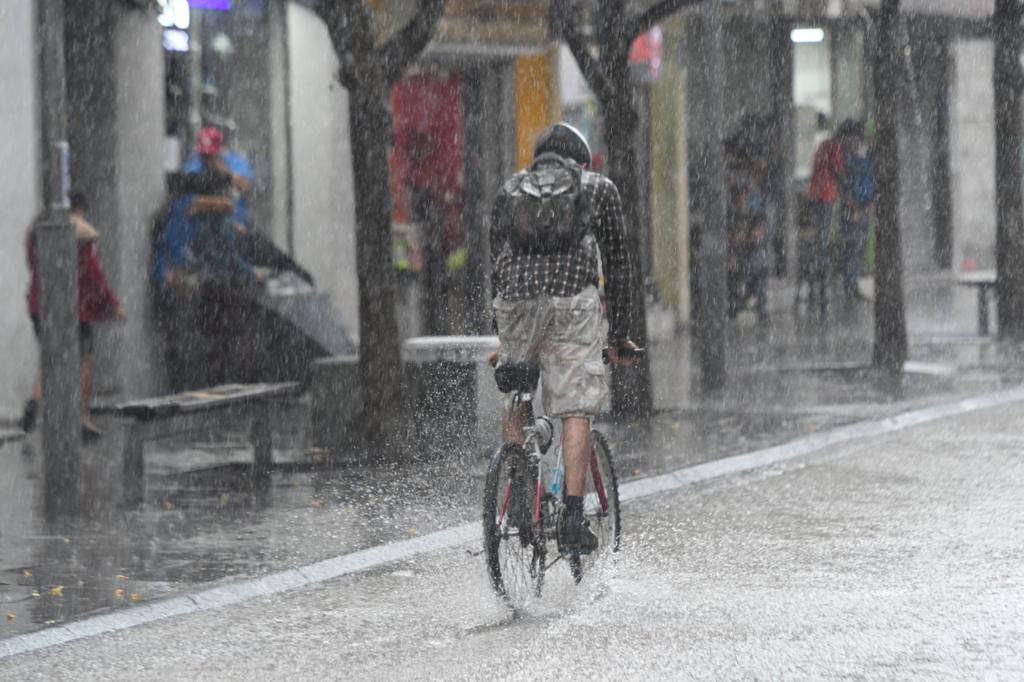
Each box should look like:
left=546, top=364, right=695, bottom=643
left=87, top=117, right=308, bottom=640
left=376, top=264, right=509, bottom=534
left=792, top=27, right=831, bottom=180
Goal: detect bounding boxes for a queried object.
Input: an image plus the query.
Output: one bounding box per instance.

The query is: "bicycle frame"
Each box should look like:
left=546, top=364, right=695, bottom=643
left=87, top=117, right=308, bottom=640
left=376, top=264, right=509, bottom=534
left=495, top=390, right=544, bottom=531
left=494, top=390, right=611, bottom=536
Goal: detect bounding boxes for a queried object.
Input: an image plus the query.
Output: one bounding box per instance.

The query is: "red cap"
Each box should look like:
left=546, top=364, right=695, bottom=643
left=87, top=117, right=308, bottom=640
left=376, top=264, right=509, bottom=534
left=195, top=126, right=224, bottom=155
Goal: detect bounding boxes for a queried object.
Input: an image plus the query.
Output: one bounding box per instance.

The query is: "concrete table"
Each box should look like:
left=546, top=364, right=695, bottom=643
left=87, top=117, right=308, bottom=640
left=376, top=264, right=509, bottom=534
left=957, top=270, right=997, bottom=336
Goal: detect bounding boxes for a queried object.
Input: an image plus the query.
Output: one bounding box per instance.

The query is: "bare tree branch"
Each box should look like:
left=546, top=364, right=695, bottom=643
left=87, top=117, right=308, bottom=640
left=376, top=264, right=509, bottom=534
left=625, top=0, right=700, bottom=40
left=550, top=0, right=614, bottom=104
left=316, top=0, right=361, bottom=90
left=380, top=0, right=448, bottom=87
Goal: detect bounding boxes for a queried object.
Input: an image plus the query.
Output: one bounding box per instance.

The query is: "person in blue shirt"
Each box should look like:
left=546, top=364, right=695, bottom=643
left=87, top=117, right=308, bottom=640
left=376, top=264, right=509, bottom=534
left=182, top=126, right=254, bottom=234
left=151, top=192, right=199, bottom=286
left=838, top=120, right=876, bottom=301
left=152, top=127, right=258, bottom=288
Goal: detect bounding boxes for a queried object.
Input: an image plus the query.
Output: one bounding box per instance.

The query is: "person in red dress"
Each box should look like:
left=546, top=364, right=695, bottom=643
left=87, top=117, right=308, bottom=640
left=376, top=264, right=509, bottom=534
left=805, top=117, right=861, bottom=313
left=22, top=191, right=125, bottom=441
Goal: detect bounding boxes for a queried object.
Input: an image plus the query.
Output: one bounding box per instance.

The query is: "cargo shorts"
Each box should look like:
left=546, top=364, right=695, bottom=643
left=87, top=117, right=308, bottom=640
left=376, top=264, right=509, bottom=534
left=493, top=286, right=608, bottom=418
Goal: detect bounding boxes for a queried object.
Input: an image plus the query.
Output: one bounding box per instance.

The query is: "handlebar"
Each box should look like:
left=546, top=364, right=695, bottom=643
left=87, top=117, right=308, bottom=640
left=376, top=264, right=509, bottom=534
left=602, top=346, right=646, bottom=364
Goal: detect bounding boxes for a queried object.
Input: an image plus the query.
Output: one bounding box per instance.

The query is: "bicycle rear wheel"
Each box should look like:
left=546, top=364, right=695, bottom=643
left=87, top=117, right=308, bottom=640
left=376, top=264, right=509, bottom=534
left=483, top=443, right=546, bottom=604
left=569, top=429, right=621, bottom=582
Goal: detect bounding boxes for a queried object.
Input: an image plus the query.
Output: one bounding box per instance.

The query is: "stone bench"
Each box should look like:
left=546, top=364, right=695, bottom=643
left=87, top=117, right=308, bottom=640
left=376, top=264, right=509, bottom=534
left=112, top=382, right=302, bottom=504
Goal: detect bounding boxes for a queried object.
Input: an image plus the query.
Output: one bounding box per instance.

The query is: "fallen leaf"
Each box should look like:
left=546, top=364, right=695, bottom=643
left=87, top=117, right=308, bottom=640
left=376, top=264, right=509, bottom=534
left=62, top=537, right=70, bottom=544
left=129, top=592, right=141, bottom=602
left=31, top=591, right=40, bottom=598
left=407, top=527, right=418, bottom=536
left=44, top=620, right=55, bottom=625
left=114, top=588, right=125, bottom=600
left=671, top=420, right=681, bottom=431
left=162, top=500, right=174, bottom=510
left=218, top=494, right=230, bottom=506
left=6, top=612, right=14, bottom=622
left=50, top=586, right=64, bottom=597
left=22, top=570, right=32, bottom=578
left=116, top=575, right=129, bottom=581
left=312, top=499, right=323, bottom=509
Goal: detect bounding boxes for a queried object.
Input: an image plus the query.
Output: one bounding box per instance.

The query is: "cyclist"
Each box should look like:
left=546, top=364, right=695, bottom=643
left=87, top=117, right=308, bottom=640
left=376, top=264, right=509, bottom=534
left=489, top=122, right=638, bottom=555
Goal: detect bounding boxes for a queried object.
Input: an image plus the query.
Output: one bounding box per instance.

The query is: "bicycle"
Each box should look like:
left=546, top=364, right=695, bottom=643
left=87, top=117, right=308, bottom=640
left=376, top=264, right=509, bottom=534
left=482, top=351, right=636, bottom=604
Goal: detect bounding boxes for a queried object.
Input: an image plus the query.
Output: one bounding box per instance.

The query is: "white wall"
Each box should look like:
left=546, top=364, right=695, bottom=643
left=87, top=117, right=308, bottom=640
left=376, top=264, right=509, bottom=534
left=287, top=2, right=359, bottom=334
left=0, top=0, right=39, bottom=417
left=951, top=39, right=996, bottom=271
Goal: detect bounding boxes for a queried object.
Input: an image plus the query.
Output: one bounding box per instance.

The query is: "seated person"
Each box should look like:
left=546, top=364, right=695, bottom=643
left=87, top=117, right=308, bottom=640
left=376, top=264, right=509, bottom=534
left=182, top=126, right=253, bottom=234
left=152, top=165, right=258, bottom=289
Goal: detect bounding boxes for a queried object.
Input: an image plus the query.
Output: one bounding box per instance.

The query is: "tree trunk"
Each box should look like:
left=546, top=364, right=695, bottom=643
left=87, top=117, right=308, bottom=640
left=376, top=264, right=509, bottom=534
left=930, top=25, right=953, bottom=270
left=348, top=88, right=403, bottom=445
left=603, top=92, right=654, bottom=418
left=994, top=0, right=1024, bottom=339
left=415, top=188, right=448, bottom=335
left=694, top=0, right=728, bottom=392
left=871, top=0, right=907, bottom=374
left=316, top=1, right=448, bottom=447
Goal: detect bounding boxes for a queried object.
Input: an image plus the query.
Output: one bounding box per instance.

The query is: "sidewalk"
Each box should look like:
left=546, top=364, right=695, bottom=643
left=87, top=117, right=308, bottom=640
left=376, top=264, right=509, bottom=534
left=5, top=380, right=1024, bottom=678
left=2, top=275, right=1022, bottom=640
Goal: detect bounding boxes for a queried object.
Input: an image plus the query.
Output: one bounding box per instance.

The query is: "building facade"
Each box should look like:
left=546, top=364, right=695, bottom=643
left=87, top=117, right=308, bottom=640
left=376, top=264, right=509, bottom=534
left=0, top=0, right=1010, bottom=417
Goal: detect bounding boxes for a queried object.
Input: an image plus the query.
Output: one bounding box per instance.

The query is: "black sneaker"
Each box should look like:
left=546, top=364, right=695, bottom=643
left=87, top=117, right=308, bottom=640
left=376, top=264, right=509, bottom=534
left=20, top=399, right=38, bottom=433
left=558, top=505, right=598, bottom=556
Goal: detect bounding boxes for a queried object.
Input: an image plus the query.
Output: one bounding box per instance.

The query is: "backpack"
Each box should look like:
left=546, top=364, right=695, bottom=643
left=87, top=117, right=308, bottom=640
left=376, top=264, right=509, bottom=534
left=845, top=153, right=876, bottom=208
left=504, top=152, right=591, bottom=253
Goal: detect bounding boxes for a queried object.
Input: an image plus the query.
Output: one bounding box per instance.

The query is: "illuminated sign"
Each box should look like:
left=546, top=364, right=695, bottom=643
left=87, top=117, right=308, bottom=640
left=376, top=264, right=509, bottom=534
left=157, top=0, right=190, bottom=29
left=790, top=27, right=825, bottom=44
left=188, top=0, right=232, bottom=9
left=163, top=29, right=190, bottom=52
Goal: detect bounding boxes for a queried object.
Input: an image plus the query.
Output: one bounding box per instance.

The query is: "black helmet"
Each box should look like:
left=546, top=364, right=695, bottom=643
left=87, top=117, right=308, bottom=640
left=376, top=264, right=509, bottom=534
left=533, top=122, right=592, bottom=167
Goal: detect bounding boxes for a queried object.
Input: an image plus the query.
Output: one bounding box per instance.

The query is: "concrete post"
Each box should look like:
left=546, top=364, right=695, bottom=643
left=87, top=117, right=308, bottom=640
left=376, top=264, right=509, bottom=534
left=768, top=17, right=795, bottom=278
left=36, top=221, right=80, bottom=518
left=38, top=0, right=81, bottom=517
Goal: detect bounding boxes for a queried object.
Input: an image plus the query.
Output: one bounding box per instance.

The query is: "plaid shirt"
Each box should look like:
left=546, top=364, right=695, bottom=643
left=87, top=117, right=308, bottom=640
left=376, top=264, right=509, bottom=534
left=490, top=167, right=633, bottom=345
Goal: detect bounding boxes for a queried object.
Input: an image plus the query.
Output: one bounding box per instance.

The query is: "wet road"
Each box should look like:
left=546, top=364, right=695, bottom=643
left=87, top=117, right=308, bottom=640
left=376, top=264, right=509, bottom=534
left=5, top=400, right=1024, bottom=680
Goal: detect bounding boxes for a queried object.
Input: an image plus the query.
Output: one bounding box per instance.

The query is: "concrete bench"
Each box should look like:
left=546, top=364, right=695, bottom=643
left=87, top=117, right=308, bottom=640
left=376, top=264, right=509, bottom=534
left=957, top=270, right=997, bottom=336
left=403, top=336, right=500, bottom=451
left=309, top=337, right=501, bottom=456
left=113, top=382, right=302, bottom=504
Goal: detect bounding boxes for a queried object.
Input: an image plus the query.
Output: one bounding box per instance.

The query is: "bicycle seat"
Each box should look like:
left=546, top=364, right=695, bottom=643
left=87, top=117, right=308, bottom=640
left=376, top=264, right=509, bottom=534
left=494, top=361, right=540, bottom=394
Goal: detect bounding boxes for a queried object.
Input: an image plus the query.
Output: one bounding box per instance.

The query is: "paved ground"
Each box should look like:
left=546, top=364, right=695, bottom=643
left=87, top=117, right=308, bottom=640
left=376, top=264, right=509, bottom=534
left=3, top=397, right=1023, bottom=680
left=1, top=276, right=1022, bottom=642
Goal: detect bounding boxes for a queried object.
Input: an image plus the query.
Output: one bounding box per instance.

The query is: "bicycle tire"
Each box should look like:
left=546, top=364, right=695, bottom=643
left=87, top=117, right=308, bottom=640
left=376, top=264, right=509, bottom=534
left=569, top=429, right=621, bottom=583
left=483, top=443, right=546, bottom=604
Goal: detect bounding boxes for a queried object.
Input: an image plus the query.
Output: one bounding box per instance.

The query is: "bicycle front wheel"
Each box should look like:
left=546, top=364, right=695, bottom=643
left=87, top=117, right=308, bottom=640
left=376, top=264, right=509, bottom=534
left=483, top=443, right=545, bottom=605
left=569, top=429, right=621, bottom=582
